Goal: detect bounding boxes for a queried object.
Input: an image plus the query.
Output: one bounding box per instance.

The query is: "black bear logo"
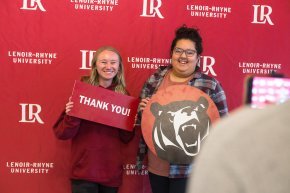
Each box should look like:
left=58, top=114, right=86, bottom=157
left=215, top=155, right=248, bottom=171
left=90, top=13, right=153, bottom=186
left=150, top=96, right=211, bottom=164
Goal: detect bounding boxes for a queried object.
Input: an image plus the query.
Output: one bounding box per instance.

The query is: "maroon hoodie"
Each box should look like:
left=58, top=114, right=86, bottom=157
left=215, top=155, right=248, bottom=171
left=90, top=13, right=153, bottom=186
left=53, top=86, right=134, bottom=187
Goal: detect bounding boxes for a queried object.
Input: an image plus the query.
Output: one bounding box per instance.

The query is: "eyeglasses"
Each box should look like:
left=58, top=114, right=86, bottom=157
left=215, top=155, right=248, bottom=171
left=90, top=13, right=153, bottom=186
left=173, top=47, right=197, bottom=57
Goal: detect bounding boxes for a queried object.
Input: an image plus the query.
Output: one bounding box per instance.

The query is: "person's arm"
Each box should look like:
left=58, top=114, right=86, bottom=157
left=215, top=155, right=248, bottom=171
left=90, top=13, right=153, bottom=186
left=211, top=82, right=228, bottom=117
left=53, top=111, right=81, bottom=140
left=119, top=129, right=135, bottom=144
left=135, top=82, right=152, bottom=171
left=52, top=99, right=81, bottom=140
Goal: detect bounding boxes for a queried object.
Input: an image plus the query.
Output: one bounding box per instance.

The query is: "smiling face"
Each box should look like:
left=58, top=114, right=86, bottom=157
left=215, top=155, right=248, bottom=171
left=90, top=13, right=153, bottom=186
left=171, top=39, right=199, bottom=78
left=95, top=50, right=120, bottom=87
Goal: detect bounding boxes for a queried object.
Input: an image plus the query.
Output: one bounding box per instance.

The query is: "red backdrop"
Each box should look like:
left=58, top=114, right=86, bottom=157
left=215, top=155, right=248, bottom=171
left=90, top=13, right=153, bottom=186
left=1, top=0, right=290, bottom=193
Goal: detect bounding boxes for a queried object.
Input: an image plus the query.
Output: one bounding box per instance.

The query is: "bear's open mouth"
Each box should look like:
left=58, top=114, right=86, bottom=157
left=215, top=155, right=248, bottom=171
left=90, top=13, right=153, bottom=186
left=185, top=141, right=197, bottom=147
left=179, top=122, right=199, bottom=149
left=181, top=124, right=197, bottom=131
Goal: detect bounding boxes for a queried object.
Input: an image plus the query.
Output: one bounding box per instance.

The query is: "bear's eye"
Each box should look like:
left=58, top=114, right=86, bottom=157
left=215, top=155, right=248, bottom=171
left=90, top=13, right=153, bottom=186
left=181, top=106, right=197, bottom=115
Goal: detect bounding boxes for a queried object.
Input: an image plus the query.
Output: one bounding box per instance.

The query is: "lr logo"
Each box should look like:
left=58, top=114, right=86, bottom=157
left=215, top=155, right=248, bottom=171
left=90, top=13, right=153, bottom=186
left=252, top=5, right=274, bottom=25
left=200, top=56, right=217, bottom=77
left=20, top=0, right=46, bottom=11
left=19, top=103, right=44, bottom=124
left=140, top=0, right=164, bottom=19
left=80, top=50, right=96, bottom=70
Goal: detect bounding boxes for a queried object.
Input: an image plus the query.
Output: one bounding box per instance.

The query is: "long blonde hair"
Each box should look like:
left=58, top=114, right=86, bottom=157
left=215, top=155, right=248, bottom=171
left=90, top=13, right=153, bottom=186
left=83, top=46, right=128, bottom=95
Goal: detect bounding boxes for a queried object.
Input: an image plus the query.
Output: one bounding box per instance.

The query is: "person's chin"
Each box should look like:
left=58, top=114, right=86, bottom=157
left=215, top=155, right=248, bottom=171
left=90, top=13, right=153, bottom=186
left=102, top=73, right=116, bottom=78
left=176, top=68, right=190, bottom=74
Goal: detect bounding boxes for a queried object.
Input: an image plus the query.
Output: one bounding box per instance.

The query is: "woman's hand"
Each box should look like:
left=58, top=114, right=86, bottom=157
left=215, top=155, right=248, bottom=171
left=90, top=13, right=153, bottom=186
left=139, top=97, right=150, bottom=111
left=65, top=97, right=74, bottom=114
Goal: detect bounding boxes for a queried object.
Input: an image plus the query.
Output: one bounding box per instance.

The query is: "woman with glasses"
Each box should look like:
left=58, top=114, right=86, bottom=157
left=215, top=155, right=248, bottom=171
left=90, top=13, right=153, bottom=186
left=53, top=46, right=134, bottom=193
left=135, top=25, right=228, bottom=193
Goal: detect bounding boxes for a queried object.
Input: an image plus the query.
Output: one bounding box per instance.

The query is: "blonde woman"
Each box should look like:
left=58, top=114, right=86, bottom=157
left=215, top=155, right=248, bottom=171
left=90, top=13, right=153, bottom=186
left=53, top=46, right=134, bottom=193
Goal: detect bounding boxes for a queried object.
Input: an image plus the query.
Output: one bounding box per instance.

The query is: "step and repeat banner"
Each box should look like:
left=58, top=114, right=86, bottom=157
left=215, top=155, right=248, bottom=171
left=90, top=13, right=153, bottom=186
left=1, top=0, right=290, bottom=193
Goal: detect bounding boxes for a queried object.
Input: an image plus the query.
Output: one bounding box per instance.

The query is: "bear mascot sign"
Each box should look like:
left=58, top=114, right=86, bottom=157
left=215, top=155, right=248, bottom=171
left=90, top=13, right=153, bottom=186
left=141, top=85, right=220, bottom=164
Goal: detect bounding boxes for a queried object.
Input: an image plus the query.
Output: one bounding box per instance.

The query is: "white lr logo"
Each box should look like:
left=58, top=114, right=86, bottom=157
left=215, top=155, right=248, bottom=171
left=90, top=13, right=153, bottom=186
left=20, top=0, right=46, bottom=11
left=80, top=50, right=96, bottom=70
left=252, top=5, right=274, bottom=25
left=19, top=103, right=44, bottom=124
left=140, top=0, right=164, bottom=19
left=200, top=56, right=217, bottom=76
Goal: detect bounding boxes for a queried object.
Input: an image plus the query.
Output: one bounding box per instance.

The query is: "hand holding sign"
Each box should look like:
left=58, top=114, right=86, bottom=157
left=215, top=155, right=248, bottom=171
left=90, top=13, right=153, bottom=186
left=65, top=97, right=73, bottom=114
left=69, top=80, right=139, bottom=131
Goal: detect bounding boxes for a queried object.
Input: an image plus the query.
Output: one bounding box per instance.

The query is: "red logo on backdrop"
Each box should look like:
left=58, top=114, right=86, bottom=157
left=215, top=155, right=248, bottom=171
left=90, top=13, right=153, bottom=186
left=69, top=81, right=139, bottom=131
left=141, top=85, right=220, bottom=164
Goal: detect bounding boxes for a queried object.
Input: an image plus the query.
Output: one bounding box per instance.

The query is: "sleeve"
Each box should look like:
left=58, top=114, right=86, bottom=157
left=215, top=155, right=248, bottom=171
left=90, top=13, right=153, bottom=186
left=135, top=75, right=154, bottom=126
left=211, top=82, right=229, bottom=117
left=119, top=129, right=135, bottom=144
left=135, top=79, right=152, bottom=171
left=52, top=111, right=82, bottom=140
left=136, top=125, right=148, bottom=172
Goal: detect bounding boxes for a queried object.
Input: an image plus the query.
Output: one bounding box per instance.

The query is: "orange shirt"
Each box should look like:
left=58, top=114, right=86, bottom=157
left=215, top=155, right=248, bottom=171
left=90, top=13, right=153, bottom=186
left=147, top=70, right=193, bottom=176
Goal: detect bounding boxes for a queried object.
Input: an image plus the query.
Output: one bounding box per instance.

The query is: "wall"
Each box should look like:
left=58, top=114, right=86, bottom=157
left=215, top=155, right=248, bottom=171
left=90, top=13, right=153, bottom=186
left=1, top=0, right=290, bottom=193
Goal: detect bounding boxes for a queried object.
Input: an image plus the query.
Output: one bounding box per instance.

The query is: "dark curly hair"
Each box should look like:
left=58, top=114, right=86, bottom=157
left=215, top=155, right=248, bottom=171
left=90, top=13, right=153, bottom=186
left=170, top=24, right=203, bottom=56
